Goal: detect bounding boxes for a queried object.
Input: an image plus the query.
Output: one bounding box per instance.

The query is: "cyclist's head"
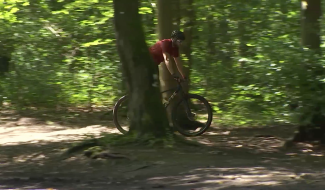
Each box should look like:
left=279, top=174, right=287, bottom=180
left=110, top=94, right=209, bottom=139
left=171, top=30, right=185, bottom=47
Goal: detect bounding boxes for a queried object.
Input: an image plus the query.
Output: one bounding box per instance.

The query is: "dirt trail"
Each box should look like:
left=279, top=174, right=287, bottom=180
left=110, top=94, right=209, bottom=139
left=0, top=111, right=325, bottom=190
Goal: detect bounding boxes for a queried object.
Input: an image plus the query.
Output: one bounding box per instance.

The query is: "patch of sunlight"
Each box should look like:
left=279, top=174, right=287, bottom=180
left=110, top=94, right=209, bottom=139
left=0, top=185, right=44, bottom=189
left=0, top=124, right=121, bottom=145
left=311, top=153, right=324, bottom=157
left=286, top=153, right=298, bottom=156
left=194, top=138, right=213, bottom=146
left=205, top=131, right=231, bottom=136
left=13, top=153, right=47, bottom=163
left=147, top=166, right=295, bottom=189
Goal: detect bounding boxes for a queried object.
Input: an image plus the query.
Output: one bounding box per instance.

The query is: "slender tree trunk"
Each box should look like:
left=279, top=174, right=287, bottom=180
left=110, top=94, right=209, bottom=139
left=175, top=0, right=202, bottom=129
left=301, top=0, right=321, bottom=51
left=290, top=0, right=324, bottom=144
left=157, top=0, right=177, bottom=122
left=218, top=18, right=233, bottom=69
left=157, top=0, right=200, bottom=129
left=113, top=0, right=169, bottom=138
left=172, top=0, right=181, bottom=28
left=180, top=0, right=194, bottom=92
left=238, top=21, right=250, bottom=58
left=237, top=20, right=254, bottom=86
left=205, top=14, right=216, bottom=97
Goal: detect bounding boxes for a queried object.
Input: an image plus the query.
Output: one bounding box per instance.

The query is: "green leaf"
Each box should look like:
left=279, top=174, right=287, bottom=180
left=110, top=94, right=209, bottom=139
left=10, top=7, right=19, bottom=13
left=139, top=7, right=152, bottom=14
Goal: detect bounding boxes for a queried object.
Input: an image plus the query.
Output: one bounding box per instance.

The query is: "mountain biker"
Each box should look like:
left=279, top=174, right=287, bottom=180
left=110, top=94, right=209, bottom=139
left=149, top=30, right=202, bottom=131
left=149, top=30, right=187, bottom=82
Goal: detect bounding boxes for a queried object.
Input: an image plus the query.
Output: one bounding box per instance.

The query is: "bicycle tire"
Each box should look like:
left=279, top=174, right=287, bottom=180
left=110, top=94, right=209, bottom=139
left=112, top=95, right=129, bottom=134
left=172, top=94, right=213, bottom=137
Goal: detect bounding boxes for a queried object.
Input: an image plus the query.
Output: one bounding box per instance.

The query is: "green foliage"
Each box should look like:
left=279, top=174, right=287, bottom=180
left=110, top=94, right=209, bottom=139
left=0, top=0, right=121, bottom=108
left=1, top=0, right=324, bottom=127
left=188, top=0, right=324, bottom=126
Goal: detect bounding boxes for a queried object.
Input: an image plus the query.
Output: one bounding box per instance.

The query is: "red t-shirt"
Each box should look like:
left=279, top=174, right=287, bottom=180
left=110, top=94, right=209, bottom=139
left=149, top=39, right=179, bottom=65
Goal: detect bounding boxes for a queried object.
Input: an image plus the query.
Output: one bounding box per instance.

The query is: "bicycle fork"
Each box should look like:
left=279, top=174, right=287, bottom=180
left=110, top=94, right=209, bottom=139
left=183, top=98, right=196, bottom=121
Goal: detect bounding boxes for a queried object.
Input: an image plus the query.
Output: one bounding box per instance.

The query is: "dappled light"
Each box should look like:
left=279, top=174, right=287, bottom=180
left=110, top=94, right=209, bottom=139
left=146, top=166, right=325, bottom=189
left=185, top=126, right=287, bottom=153
left=1, top=113, right=325, bottom=189
left=0, top=122, right=120, bottom=146
left=1, top=0, right=325, bottom=189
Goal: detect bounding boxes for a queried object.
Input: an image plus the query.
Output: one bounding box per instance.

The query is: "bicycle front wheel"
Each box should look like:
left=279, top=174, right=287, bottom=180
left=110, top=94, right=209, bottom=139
left=172, top=94, right=213, bottom=137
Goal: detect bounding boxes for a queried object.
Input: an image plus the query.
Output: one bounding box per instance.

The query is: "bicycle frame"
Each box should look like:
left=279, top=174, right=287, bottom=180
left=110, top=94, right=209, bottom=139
left=160, top=81, right=184, bottom=108
left=161, top=81, right=195, bottom=120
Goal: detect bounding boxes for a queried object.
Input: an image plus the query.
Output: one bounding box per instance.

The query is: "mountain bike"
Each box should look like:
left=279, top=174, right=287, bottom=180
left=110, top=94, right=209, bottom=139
left=112, top=79, right=213, bottom=137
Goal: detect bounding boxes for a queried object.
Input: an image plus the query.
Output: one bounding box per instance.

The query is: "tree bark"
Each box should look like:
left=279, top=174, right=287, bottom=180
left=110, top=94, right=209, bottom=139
left=301, top=0, right=321, bottom=51
left=156, top=0, right=200, bottom=130
left=0, top=56, right=10, bottom=76
left=205, top=14, right=217, bottom=97
left=113, top=0, right=169, bottom=138
left=180, top=0, right=194, bottom=92
left=290, top=0, right=324, bottom=144
left=157, top=0, right=178, bottom=122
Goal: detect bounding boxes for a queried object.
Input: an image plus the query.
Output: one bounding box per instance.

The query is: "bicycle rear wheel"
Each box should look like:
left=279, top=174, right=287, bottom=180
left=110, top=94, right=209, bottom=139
left=113, top=95, right=129, bottom=134
left=172, top=94, right=213, bottom=137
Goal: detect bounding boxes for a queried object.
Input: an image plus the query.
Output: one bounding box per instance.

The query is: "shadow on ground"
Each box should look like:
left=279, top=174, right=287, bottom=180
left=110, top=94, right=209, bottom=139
left=0, top=109, right=325, bottom=189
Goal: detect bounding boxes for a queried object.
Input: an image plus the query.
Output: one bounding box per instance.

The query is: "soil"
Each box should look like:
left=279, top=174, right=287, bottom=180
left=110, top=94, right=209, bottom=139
left=0, top=109, right=325, bottom=190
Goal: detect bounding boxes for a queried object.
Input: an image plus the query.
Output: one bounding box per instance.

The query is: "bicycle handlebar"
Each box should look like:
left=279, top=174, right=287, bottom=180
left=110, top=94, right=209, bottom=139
left=173, top=77, right=187, bottom=83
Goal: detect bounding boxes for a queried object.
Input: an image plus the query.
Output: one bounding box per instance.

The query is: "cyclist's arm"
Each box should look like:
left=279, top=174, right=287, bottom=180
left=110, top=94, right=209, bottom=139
left=174, top=56, right=186, bottom=79
left=163, top=52, right=175, bottom=75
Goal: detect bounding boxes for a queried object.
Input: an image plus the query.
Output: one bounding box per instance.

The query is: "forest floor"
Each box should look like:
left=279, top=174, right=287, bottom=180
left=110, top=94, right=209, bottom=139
left=0, top=109, right=325, bottom=190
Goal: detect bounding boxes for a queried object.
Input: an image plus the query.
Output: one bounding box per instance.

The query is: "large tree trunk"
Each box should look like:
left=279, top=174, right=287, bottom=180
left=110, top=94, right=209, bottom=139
left=113, top=0, right=169, bottom=138
left=290, top=0, right=324, bottom=144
